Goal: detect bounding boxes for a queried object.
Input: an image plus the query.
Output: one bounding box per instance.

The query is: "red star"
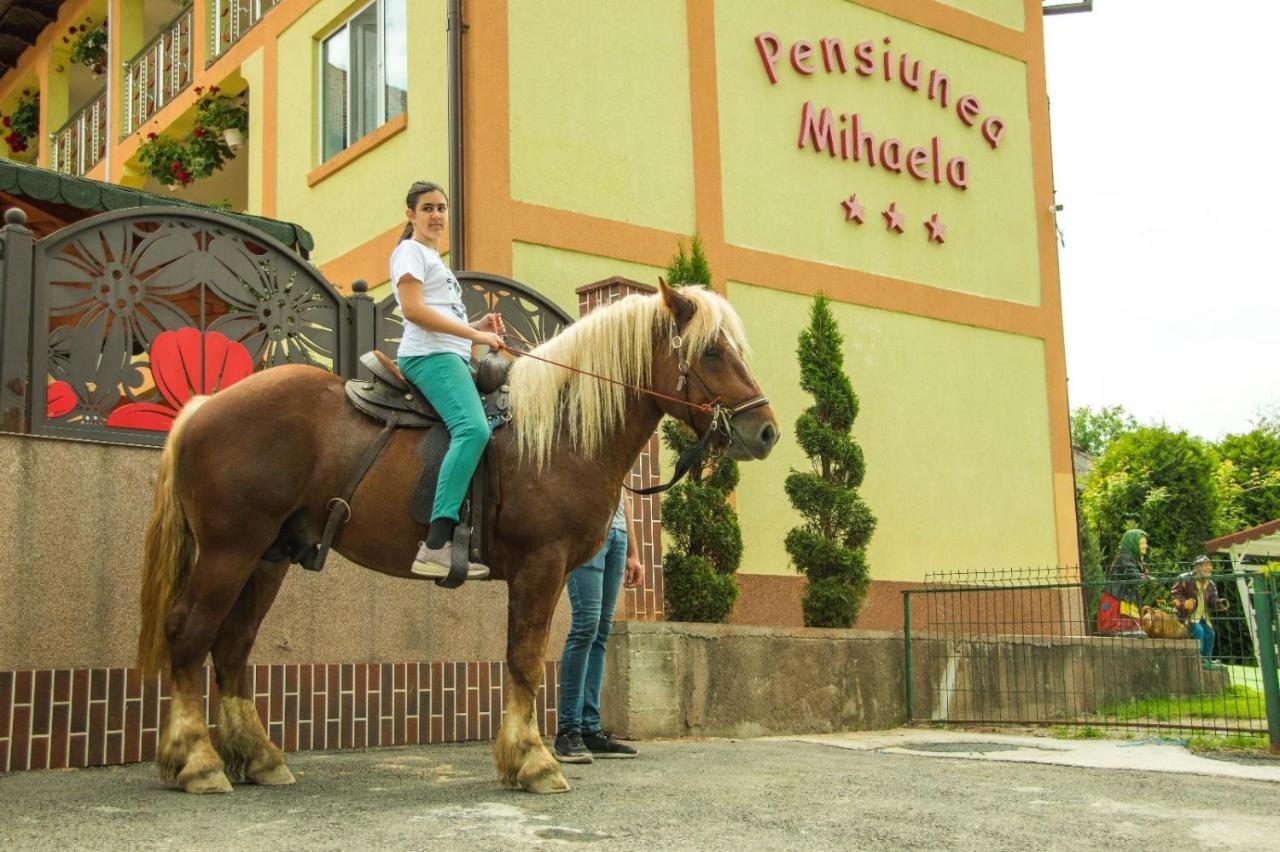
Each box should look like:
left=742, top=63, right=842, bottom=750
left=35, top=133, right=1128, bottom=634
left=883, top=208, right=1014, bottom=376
left=840, top=193, right=865, bottom=224
left=924, top=213, right=946, bottom=244
left=882, top=202, right=904, bottom=233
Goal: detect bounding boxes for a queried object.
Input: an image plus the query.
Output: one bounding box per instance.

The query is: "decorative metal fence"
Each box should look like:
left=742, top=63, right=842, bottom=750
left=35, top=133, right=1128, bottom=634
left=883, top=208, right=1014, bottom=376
left=51, top=88, right=108, bottom=177
left=0, top=206, right=573, bottom=446
left=123, top=4, right=194, bottom=135
left=903, top=565, right=1280, bottom=749
left=209, top=0, right=282, bottom=65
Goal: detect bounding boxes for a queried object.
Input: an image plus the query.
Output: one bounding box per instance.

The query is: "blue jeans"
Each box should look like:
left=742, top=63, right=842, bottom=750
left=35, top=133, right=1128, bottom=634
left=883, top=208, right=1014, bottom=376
left=557, top=528, right=627, bottom=735
left=1187, top=621, right=1216, bottom=659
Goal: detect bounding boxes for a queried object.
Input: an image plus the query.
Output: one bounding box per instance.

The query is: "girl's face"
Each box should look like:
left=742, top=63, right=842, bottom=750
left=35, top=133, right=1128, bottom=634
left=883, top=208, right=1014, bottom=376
left=408, top=190, right=449, bottom=247
left=1139, top=536, right=1148, bottom=554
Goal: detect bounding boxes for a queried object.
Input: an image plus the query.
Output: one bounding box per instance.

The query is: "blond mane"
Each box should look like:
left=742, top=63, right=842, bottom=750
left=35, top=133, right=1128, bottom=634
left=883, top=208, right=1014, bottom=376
left=508, top=286, right=750, bottom=469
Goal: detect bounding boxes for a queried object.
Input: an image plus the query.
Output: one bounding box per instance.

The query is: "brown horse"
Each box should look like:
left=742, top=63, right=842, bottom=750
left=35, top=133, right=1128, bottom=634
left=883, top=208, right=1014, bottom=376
left=136, top=281, right=778, bottom=794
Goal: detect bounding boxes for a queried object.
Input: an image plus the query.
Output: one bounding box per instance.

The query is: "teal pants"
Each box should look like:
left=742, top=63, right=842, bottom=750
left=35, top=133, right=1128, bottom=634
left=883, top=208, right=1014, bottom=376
left=398, top=353, right=491, bottom=523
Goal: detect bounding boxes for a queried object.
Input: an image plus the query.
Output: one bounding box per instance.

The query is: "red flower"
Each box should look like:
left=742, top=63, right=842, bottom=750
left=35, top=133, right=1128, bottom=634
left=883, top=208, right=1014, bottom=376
left=209, top=85, right=220, bottom=94
left=195, top=86, right=203, bottom=95
left=193, top=127, right=205, bottom=137
left=2, top=117, right=9, bottom=127
left=46, top=381, right=77, bottom=419
left=107, top=329, right=254, bottom=431
left=146, top=131, right=157, bottom=140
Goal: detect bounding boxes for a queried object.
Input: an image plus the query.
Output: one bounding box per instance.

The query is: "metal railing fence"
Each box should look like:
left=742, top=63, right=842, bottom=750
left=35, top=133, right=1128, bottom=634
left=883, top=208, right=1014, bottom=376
left=208, top=0, right=281, bottom=65
left=50, top=89, right=108, bottom=176
left=123, top=4, right=194, bottom=135
left=902, top=565, right=1280, bottom=750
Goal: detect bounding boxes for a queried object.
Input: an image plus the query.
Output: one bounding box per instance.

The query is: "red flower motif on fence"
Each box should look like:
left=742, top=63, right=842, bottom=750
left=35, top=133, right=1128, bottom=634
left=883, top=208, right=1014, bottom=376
left=106, top=328, right=253, bottom=431
left=46, top=381, right=77, bottom=418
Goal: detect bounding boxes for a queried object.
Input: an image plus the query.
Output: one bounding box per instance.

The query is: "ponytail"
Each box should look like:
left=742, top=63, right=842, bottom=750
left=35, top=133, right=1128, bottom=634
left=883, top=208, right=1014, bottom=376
left=401, top=180, right=447, bottom=242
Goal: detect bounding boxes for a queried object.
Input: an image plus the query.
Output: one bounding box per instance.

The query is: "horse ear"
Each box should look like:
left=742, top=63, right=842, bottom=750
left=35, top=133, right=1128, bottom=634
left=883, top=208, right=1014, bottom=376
left=659, top=278, right=696, bottom=327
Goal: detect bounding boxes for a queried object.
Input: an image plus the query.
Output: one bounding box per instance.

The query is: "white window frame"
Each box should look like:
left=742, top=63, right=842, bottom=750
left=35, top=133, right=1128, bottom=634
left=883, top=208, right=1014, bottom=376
left=317, top=0, right=404, bottom=163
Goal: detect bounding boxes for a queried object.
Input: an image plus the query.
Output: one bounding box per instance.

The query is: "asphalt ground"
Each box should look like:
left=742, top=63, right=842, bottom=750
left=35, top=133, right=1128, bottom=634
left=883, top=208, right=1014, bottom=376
left=2, top=737, right=1278, bottom=850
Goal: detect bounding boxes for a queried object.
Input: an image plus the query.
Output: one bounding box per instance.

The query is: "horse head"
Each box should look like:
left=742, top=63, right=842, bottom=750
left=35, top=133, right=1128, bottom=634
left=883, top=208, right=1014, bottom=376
left=654, top=280, right=779, bottom=461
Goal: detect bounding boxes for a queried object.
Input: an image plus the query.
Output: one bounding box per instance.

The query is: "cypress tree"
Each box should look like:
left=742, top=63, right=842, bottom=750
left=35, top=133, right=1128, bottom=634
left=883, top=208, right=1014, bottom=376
left=659, top=235, right=741, bottom=622
left=786, top=294, right=876, bottom=627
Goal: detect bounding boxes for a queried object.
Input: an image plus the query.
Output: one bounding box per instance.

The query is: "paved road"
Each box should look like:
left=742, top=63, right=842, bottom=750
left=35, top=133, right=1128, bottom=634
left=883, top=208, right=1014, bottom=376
left=2, top=737, right=1278, bottom=850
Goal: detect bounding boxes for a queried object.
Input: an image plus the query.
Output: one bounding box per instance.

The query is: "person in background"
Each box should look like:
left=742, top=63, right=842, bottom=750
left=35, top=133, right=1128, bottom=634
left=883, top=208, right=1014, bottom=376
left=1173, top=555, right=1230, bottom=671
left=553, top=491, right=644, bottom=763
left=1096, top=529, right=1149, bottom=635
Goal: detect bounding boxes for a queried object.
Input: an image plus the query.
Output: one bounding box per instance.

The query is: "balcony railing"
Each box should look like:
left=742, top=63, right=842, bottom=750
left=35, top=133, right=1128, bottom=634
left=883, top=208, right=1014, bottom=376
left=50, top=89, right=108, bottom=177
left=210, top=0, right=281, bottom=64
left=123, top=4, right=194, bottom=135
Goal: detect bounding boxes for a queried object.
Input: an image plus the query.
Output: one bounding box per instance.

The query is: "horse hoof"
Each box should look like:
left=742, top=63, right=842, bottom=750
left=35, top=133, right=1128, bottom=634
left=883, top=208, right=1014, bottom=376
left=249, top=763, right=296, bottom=786
left=183, top=769, right=233, bottom=794
left=523, top=770, right=570, bottom=794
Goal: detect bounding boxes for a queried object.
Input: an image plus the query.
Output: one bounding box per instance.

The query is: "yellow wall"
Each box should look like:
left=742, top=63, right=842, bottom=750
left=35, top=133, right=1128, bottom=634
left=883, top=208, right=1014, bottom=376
left=730, top=281, right=1059, bottom=580
left=716, top=0, right=1039, bottom=304
left=508, top=0, right=696, bottom=235
left=274, top=0, right=449, bottom=265
left=936, top=0, right=1026, bottom=31
left=512, top=242, right=664, bottom=317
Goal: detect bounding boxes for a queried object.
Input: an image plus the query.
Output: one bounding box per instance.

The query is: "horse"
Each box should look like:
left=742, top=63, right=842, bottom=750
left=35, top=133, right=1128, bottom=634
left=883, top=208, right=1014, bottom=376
left=136, top=281, right=779, bottom=794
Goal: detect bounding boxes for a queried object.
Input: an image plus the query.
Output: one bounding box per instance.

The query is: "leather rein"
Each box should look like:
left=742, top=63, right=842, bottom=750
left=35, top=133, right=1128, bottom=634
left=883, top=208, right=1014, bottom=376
left=500, top=325, right=769, bottom=495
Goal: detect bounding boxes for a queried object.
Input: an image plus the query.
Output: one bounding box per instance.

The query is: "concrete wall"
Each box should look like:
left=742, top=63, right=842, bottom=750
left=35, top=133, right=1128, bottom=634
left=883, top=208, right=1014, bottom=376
left=0, top=434, right=571, bottom=670
left=600, top=621, right=1228, bottom=739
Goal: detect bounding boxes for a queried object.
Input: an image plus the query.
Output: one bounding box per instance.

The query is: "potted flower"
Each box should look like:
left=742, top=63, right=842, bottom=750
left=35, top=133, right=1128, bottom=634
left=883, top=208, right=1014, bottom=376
left=193, top=86, right=248, bottom=148
left=66, top=17, right=108, bottom=77
left=1, top=89, right=39, bottom=155
left=137, top=131, right=195, bottom=190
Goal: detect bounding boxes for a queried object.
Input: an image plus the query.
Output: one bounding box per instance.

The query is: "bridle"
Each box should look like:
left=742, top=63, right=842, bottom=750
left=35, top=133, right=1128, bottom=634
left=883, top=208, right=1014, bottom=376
left=500, top=322, right=770, bottom=495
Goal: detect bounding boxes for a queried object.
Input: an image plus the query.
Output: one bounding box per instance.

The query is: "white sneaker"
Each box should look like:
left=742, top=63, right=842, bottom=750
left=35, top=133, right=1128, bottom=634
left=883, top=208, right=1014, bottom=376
left=411, top=541, right=490, bottom=579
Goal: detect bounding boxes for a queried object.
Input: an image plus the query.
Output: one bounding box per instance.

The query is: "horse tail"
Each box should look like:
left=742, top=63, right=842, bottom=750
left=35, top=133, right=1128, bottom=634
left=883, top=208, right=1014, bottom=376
left=137, top=396, right=211, bottom=679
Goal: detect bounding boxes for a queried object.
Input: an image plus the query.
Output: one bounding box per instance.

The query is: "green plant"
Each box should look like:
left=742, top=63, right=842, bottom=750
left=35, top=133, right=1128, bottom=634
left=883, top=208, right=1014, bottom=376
left=193, top=86, right=248, bottom=134
left=785, top=293, right=876, bottom=628
left=137, top=132, right=197, bottom=187
left=1070, top=404, right=1138, bottom=457
left=1216, top=427, right=1280, bottom=529
left=659, top=235, right=742, bottom=623
left=66, top=18, right=108, bottom=76
left=2, top=89, right=38, bottom=154
left=1080, top=426, right=1218, bottom=569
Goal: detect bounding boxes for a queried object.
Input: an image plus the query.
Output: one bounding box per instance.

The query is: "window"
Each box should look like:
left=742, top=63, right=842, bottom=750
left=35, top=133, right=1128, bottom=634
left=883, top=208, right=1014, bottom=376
left=321, top=0, right=407, bottom=162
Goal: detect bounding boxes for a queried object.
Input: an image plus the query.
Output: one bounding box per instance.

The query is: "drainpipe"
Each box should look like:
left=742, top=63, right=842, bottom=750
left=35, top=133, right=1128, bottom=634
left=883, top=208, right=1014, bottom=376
left=447, top=0, right=465, bottom=269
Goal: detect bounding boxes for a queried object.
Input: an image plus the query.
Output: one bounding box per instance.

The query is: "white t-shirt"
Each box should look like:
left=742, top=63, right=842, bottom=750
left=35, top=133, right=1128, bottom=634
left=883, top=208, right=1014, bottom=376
left=389, top=240, right=471, bottom=359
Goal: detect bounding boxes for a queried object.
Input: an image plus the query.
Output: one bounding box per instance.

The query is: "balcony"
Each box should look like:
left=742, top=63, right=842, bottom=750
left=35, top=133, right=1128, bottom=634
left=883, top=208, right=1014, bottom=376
left=123, top=3, right=195, bottom=135
left=209, top=0, right=281, bottom=65
left=50, top=88, right=107, bottom=177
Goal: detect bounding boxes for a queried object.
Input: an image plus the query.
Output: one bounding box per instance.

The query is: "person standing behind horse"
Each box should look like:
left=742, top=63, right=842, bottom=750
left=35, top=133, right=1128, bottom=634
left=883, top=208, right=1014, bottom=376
left=553, top=491, right=644, bottom=763
left=1172, top=556, right=1230, bottom=670
left=1096, top=528, right=1149, bottom=635
left=391, top=180, right=505, bottom=578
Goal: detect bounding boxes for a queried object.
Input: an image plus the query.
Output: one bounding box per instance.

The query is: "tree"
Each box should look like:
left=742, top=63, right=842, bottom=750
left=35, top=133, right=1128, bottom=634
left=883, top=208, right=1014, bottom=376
left=1079, top=426, right=1217, bottom=572
left=1216, top=427, right=1280, bottom=529
left=659, top=235, right=742, bottom=622
left=1070, top=405, right=1138, bottom=457
left=785, top=294, right=876, bottom=627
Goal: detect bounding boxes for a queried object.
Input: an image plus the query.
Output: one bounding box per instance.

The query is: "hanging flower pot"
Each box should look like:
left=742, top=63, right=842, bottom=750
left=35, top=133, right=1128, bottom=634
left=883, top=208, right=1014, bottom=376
left=223, top=127, right=243, bottom=148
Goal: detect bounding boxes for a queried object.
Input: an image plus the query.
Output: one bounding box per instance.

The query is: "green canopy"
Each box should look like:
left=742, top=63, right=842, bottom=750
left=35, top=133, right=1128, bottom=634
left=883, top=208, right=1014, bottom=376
left=0, top=159, right=315, bottom=255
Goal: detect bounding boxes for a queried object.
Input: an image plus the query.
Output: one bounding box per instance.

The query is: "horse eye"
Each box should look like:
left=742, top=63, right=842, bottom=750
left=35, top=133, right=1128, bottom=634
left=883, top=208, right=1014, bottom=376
left=705, top=345, right=721, bottom=358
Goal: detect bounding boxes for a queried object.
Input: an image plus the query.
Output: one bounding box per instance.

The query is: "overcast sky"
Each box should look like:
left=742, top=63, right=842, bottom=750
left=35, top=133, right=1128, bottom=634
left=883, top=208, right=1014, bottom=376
left=1042, top=5, right=1278, bottom=441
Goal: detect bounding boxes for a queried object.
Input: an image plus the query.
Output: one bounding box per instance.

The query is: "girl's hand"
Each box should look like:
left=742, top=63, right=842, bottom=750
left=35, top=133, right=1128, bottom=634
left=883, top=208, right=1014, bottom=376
left=473, top=313, right=506, bottom=336
left=472, top=329, right=504, bottom=350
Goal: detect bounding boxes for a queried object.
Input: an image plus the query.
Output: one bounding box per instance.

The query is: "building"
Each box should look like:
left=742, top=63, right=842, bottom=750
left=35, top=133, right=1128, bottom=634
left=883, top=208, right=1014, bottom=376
left=0, top=0, right=1080, bottom=770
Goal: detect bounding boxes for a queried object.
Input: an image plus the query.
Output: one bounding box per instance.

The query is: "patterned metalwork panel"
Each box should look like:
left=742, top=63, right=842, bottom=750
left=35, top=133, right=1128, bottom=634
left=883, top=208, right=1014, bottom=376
left=32, top=208, right=344, bottom=444
left=376, top=271, right=573, bottom=358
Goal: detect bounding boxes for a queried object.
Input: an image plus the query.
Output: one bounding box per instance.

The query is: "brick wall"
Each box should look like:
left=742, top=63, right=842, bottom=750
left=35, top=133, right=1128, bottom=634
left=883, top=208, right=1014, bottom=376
left=0, top=660, right=559, bottom=773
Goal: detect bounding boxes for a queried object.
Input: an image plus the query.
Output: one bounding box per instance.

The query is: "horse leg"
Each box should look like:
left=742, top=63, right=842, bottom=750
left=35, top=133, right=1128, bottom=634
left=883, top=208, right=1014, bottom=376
left=495, top=553, right=569, bottom=793
left=158, top=548, right=259, bottom=794
left=211, top=561, right=294, bottom=786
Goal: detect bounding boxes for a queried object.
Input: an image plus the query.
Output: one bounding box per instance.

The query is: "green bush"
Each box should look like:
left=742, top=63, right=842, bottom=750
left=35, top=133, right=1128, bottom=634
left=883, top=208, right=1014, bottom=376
left=658, top=235, right=741, bottom=623
left=1216, top=427, right=1280, bottom=528
left=1080, top=426, right=1217, bottom=569
left=786, top=294, right=875, bottom=627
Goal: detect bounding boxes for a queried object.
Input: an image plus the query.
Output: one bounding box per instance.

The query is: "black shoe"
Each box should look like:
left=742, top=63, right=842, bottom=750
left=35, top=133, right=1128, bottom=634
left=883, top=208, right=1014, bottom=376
left=582, top=729, right=637, bottom=759
left=552, top=731, right=593, bottom=764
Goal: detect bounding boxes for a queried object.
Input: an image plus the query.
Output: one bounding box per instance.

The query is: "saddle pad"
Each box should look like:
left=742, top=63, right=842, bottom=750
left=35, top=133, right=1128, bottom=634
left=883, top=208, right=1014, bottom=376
left=411, top=424, right=451, bottom=526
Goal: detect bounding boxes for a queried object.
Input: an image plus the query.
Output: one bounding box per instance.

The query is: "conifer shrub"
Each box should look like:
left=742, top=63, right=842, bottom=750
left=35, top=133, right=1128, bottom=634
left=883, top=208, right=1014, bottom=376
left=785, top=294, right=876, bottom=627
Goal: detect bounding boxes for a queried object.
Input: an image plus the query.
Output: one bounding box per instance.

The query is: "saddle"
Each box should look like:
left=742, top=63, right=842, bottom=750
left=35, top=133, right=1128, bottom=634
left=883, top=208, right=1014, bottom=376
left=308, top=351, right=511, bottom=588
